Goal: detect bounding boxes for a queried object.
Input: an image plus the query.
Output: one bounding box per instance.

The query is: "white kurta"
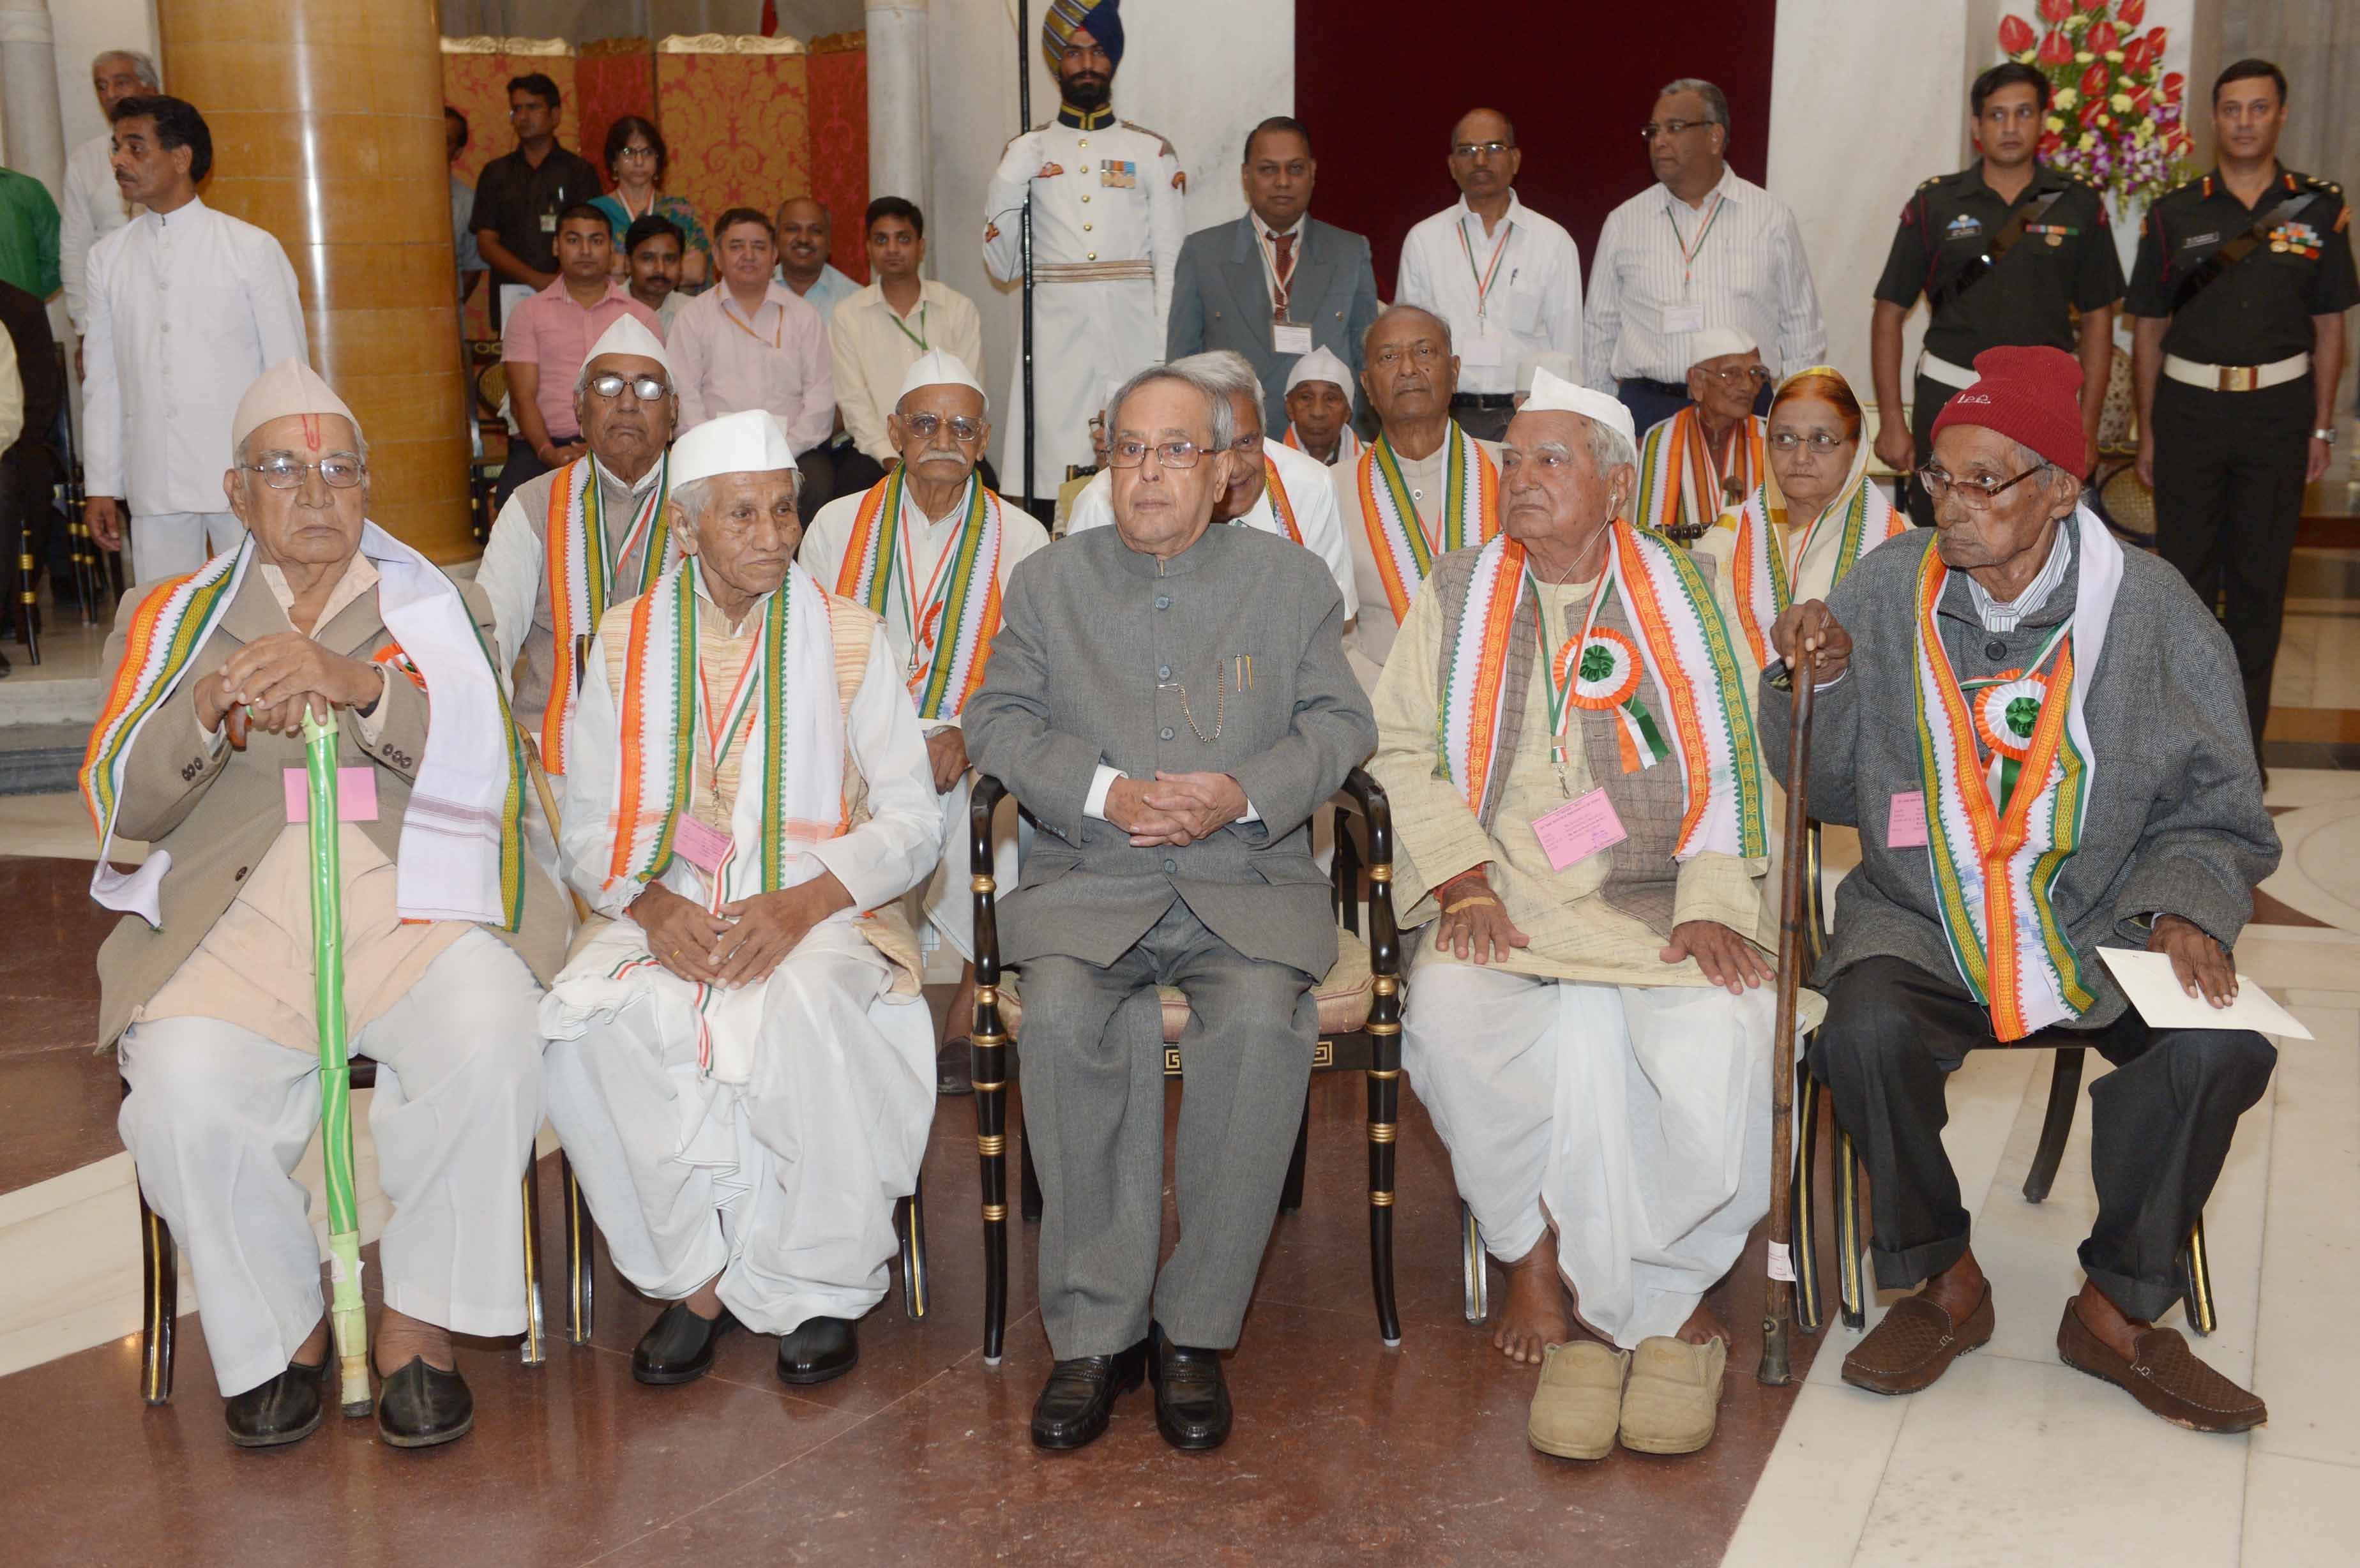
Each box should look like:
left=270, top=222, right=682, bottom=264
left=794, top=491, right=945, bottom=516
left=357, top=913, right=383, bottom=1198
left=982, top=116, right=1184, bottom=496
left=1064, top=435, right=1357, bottom=619
left=82, top=197, right=308, bottom=556
left=117, top=930, right=544, bottom=1398
left=540, top=573, right=944, bottom=1334
left=798, top=475, right=1050, bottom=958
left=1396, top=192, right=1585, bottom=398
left=61, top=131, right=137, bottom=336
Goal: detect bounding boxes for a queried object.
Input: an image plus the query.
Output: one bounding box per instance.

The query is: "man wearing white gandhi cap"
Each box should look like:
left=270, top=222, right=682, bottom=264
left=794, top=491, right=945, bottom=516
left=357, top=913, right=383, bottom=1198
left=799, top=349, right=1048, bottom=1095
left=1281, top=345, right=1359, bottom=467
left=477, top=312, right=684, bottom=776
left=92, top=357, right=569, bottom=1450
left=1368, top=363, right=1783, bottom=1463
left=1630, top=324, right=1769, bottom=541
left=540, top=406, right=944, bottom=1391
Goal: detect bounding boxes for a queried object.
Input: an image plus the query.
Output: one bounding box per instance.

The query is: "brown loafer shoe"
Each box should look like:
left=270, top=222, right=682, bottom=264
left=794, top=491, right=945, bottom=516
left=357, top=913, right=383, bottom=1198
left=1841, top=1282, right=1994, bottom=1396
left=2055, top=1298, right=2266, bottom=1433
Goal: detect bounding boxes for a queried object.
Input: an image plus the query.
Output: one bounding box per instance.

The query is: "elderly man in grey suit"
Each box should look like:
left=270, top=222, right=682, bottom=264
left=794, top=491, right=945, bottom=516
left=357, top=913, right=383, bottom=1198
left=1166, top=115, right=1381, bottom=437
left=1766, top=346, right=2279, bottom=1435
left=965, top=357, right=1375, bottom=1455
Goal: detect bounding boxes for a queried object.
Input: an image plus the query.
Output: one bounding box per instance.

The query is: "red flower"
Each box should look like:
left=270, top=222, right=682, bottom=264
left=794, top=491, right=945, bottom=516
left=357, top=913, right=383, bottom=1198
left=1999, top=14, right=2037, bottom=53
left=2125, top=37, right=2152, bottom=70
left=2147, top=25, right=2167, bottom=52
left=2160, top=71, right=2184, bottom=103
left=2038, top=30, right=2073, bottom=64
left=2039, top=130, right=2064, bottom=158
left=2080, top=98, right=2105, bottom=127
left=2129, top=83, right=2152, bottom=110
left=2118, top=0, right=2147, bottom=24
left=2080, top=61, right=2110, bottom=98
left=2038, top=0, right=2071, bottom=21
left=2088, top=20, right=2119, bottom=51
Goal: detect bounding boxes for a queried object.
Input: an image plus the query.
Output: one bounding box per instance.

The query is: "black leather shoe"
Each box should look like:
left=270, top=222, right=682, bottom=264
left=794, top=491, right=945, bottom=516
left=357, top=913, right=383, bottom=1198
left=375, top=1357, right=473, bottom=1449
left=1148, top=1323, right=1232, bottom=1451
left=224, top=1359, right=324, bottom=1449
left=1030, top=1339, right=1148, bottom=1450
left=776, top=1316, right=859, bottom=1385
left=633, top=1301, right=736, bottom=1386
left=936, top=1037, right=974, bottom=1097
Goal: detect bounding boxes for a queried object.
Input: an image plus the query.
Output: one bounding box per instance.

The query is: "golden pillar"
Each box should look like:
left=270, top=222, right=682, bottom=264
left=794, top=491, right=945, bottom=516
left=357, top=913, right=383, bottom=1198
left=157, top=0, right=473, bottom=561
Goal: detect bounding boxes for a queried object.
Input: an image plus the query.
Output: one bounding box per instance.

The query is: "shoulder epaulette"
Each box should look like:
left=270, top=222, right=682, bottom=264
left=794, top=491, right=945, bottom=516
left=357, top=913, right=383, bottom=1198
left=1917, top=174, right=1943, bottom=192
left=1120, top=120, right=1178, bottom=160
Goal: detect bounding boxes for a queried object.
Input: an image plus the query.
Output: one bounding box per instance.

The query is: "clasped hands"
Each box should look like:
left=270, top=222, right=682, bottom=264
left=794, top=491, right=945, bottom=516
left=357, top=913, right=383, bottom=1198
left=1105, top=771, right=1247, bottom=848
left=1434, top=866, right=1771, bottom=991
left=630, top=873, right=851, bottom=989
left=193, top=633, right=385, bottom=749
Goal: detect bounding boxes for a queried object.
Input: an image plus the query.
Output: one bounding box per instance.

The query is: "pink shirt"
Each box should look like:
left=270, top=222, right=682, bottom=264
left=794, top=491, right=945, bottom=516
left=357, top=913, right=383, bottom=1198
left=668, top=282, right=835, bottom=454
left=501, top=279, right=662, bottom=441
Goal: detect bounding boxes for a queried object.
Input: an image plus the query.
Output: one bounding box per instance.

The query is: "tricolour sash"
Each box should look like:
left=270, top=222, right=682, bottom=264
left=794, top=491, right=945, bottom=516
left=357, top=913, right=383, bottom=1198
left=1724, top=470, right=1907, bottom=670
left=541, top=453, right=672, bottom=774
left=831, top=471, right=1005, bottom=721
left=1438, top=525, right=1766, bottom=861
left=1262, top=457, right=1305, bottom=545
left=1910, top=504, right=2122, bottom=1041
left=1356, top=423, right=1498, bottom=624
left=1636, top=407, right=1763, bottom=541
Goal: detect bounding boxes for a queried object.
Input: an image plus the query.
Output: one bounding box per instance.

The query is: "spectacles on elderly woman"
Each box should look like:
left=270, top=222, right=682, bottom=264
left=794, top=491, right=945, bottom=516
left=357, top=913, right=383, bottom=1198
left=241, top=453, right=365, bottom=490
left=1767, top=431, right=1846, bottom=454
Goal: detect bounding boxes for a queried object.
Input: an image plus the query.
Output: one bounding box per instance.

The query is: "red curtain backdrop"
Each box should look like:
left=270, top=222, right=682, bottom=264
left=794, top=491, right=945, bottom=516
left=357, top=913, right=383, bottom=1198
left=1294, top=1, right=1778, bottom=297
left=577, top=41, right=659, bottom=190
left=807, top=41, right=872, bottom=283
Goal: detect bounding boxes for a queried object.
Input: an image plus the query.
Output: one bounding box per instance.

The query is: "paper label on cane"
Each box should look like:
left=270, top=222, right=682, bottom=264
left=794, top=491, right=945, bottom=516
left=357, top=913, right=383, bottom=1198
left=1532, top=788, right=1628, bottom=872
left=1272, top=321, right=1314, bottom=356
left=1663, top=302, right=1706, bottom=335
left=1766, top=1241, right=1796, bottom=1283
left=329, top=1255, right=365, bottom=1287
left=283, top=767, right=379, bottom=822
left=671, top=813, right=732, bottom=874
left=1886, top=790, right=1929, bottom=848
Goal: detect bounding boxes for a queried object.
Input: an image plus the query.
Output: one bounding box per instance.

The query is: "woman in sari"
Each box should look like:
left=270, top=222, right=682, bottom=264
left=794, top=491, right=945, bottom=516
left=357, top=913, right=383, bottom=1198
left=591, top=117, right=711, bottom=290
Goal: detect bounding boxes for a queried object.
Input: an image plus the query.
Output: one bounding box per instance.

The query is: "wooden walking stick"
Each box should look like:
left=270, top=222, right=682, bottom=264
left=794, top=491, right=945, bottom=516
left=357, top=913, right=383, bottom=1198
left=301, top=706, right=372, bottom=1415
left=1758, top=647, right=1815, bottom=1387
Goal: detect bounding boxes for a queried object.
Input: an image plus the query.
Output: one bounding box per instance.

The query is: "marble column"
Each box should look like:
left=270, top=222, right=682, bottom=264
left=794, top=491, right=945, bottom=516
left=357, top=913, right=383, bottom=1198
left=866, top=1, right=932, bottom=239
left=0, top=0, right=66, bottom=199
left=155, top=0, right=473, bottom=559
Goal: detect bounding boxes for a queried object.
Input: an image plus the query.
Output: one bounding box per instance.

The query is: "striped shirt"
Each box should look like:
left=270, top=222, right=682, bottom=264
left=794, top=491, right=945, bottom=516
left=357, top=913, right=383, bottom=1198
left=1582, top=165, right=1826, bottom=389
left=1965, top=522, right=2071, bottom=632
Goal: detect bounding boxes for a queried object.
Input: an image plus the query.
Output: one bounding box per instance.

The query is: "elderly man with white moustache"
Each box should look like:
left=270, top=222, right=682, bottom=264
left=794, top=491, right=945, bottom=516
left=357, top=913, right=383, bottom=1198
left=800, top=351, right=1050, bottom=1095
left=540, top=410, right=943, bottom=1393
left=1368, top=367, right=1779, bottom=1465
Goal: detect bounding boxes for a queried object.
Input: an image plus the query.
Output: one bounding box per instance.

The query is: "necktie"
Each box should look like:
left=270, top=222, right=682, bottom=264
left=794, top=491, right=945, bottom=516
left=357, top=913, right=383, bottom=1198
left=1269, top=230, right=1295, bottom=322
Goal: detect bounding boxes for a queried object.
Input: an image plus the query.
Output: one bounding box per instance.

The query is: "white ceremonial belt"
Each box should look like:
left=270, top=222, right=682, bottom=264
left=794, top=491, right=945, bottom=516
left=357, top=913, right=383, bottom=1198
left=1035, top=260, right=1154, bottom=284
left=2163, top=351, right=2310, bottom=393
left=1916, top=351, right=1978, bottom=390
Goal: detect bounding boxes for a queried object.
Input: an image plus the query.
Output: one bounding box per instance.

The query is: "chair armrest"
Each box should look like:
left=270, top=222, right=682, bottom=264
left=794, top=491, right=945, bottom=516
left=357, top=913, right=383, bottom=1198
left=969, top=774, right=1009, bottom=982
left=1337, top=767, right=1400, bottom=985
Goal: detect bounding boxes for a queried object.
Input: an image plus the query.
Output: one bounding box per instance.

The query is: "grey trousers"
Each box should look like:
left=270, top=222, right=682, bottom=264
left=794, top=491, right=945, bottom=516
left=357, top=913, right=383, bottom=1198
left=1019, top=897, right=1318, bottom=1356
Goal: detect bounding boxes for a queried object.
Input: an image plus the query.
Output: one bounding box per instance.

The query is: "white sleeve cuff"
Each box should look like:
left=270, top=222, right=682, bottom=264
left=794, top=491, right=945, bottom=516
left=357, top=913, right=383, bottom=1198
left=352, top=668, right=394, bottom=744
left=1239, top=798, right=1260, bottom=824
left=1084, top=763, right=1121, bottom=820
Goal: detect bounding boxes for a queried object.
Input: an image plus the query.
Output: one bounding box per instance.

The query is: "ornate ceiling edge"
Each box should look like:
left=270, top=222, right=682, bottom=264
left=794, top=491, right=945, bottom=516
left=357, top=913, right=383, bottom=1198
left=656, top=33, right=809, bottom=56
left=808, top=31, right=869, bottom=55
left=439, top=36, right=571, bottom=57
left=579, top=38, right=654, bottom=59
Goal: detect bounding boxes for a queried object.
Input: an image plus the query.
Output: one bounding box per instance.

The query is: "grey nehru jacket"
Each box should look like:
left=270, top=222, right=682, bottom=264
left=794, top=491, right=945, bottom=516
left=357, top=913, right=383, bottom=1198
left=1761, top=525, right=2280, bottom=1027
left=965, top=522, right=1376, bottom=983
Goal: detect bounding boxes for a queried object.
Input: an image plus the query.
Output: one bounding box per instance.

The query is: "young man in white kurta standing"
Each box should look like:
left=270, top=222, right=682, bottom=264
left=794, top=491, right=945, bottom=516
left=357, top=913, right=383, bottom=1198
left=82, top=96, right=308, bottom=584
left=981, top=0, right=1184, bottom=518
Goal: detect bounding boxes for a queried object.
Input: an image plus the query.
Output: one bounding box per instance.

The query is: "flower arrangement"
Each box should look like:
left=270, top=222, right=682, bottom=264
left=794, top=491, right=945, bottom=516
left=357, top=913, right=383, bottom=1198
left=1997, top=0, right=2193, bottom=206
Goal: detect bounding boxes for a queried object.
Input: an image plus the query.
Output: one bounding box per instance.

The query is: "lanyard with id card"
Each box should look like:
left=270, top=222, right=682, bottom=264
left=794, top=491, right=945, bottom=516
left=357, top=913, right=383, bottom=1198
left=1528, top=571, right=1631, bottom=872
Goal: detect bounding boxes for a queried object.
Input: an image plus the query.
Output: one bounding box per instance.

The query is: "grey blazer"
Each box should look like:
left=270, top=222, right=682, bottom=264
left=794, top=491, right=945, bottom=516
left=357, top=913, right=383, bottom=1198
left=965, top=522, right=1376, bottom=981
left=1165, top=214, right=1382, bottom=436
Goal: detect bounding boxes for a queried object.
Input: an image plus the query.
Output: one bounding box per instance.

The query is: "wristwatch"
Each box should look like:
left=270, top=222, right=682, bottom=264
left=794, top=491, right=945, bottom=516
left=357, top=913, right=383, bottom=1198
left=2313, top=428, right=2338, bottom=444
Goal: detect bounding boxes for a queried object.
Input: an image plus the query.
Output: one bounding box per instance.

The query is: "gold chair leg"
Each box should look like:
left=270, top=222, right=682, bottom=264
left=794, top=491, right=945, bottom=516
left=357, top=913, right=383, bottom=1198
left=898, top=1173, right=929, bottom=1321
left=1460, top=1202, right=1488, bottom=1326
left=1792, top=1060, right=1825, bottom=1334
left=561, top=1151, right=596, bottom=1345
left=138, top=1176, right=176, bottom=1406
left=519, top=1163, right=546, bottom=1367
left=1836, top=1124, right=1866, bottom=1329
left=2181, top=1214, right=2216, bottom=1338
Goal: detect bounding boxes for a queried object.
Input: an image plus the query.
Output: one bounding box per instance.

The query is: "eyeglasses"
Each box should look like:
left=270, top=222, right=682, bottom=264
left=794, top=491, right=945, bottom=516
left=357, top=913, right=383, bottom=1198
left=616, top=144, right=656, bottom=162
left=1703, top=363, right=1772, bottom=386
left=1370, top=342, right=1446, bottom=368
left=586, top=372, right=670, bottom=401
left=1640, top=117, right=1714, bottom=140
left=1449, top=140, right=1514, bottom=159
left=1916, top=463, right=2046, bottom=509
left=241, top=454, right=365, bottom=490
left=901, top=411, right=985, bottom=444
left=1768, top=431, right=1847, bottom=454
left=1105, top=439, right=1204, bottom=470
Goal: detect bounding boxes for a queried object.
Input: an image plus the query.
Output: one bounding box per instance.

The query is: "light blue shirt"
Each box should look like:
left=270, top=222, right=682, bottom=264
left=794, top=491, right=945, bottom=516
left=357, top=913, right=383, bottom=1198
left=775, top=261, right=859, bottom=326
left=450, top=174, right=482, bottom=275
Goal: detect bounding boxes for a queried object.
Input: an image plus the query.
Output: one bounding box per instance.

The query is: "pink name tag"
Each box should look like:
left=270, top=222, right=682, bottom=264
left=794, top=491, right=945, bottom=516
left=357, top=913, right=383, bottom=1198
left=282, top=767, right=379, bottom=823
left=1887, top=791, right=1929, bottom=848
left=1532, top=788, right=1628, bottom=872
left=671, top=813, right=732, bottom=873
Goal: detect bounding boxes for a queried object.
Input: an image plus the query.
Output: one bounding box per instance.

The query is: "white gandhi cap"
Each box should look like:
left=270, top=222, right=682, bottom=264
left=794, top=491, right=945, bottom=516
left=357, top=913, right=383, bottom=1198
left=671, top=409, right=798, bottom=487
left=231, top=358, right=359, bottom=455
left=1685, top=326, right=1756, bottom=366
left=1520, top=365, right=1637, bottom=453
left=895, top=349, right=987, bottom=411
left=1284, top=346, right=1353, bottom=396
left=582, top=313, right=674, bottom=379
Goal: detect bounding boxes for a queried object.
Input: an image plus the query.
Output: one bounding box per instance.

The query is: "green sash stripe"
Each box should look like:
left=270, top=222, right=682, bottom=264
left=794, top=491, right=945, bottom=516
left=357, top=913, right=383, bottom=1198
left=1370, top=436, right=1430, bottom=579
left=916, top=481, right=989, bottom=719
left=1654, top=533, right=1769, bottom=859
left=89, top=567, right=242, bottom=829
left=759, top=585, right=790, bottom=889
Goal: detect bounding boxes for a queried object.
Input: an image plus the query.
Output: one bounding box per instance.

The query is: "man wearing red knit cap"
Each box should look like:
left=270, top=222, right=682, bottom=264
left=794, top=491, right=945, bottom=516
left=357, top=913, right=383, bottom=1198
left=1758, top=344, right=2282, bottom=1433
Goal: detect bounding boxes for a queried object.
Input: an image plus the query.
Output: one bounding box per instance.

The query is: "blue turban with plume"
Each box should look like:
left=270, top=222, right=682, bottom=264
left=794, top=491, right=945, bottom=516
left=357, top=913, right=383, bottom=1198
left=1043, top=0, right=1124, bottom=75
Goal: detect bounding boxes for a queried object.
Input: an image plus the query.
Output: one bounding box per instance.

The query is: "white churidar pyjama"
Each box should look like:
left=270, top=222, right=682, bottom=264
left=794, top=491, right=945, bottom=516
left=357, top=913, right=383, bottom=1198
left=540, top=920, right=935, bottom=1336
left=1404, top=963, right=1775, bottom=1349
left=115, top=930, right=544, bottom=1398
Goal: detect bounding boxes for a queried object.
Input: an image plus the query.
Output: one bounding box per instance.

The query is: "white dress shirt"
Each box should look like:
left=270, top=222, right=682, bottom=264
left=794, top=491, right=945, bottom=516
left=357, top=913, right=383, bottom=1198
left=61, top=131, right=138, bottom=335
left=828, top=278, right=988, bottom=463
left=1584, top=165, right=1826, bottom=389
left=1396, top=192, right=1584, bottom=396
left=82, top=197, right=309, bottom=515
left=1064, top=435, right=1357, bottom=619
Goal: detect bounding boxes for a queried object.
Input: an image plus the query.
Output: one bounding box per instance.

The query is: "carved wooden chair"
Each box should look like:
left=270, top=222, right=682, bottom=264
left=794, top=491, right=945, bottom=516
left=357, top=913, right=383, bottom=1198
left=965, top=767, right=1407, bottom=1364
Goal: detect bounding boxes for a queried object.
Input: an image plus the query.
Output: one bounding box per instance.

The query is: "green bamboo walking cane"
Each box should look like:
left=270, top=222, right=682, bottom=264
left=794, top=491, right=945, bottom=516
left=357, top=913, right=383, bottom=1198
left=301, top=705, right=372, bottom=1416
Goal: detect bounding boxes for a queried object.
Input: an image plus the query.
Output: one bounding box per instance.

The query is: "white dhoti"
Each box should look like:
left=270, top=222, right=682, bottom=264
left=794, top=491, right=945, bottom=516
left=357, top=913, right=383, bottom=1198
left=540, top=918, right=935, bottom=1335
left=1403, top=961, right=1776, bottom=1349
left=913, top=773, right=1021, bottom=963
left=116, top=930, right=544, bottom=1398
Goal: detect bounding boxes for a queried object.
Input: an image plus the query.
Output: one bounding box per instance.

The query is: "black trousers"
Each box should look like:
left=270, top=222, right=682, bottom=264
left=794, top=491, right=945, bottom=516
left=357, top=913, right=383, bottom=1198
left=1901, top=370, right=1963, bottom=529
left=491, top=439, right=553, bottom=513
left=1808, top=955, right=2273, bottom=1321
left=1448, top=396, right=1515, bottom=444
left=2151, top=375, right=2313, bottom=758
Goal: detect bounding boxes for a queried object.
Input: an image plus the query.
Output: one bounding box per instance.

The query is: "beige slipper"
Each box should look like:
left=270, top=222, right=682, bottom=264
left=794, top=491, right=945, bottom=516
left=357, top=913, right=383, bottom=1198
left=1527, top=1341, right=1628, bottom=1461
left=1617, top=1335, right=1727, bottom=1455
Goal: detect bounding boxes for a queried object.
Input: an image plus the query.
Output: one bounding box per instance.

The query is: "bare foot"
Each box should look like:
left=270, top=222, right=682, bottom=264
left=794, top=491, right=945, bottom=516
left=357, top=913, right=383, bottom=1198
left=294, top=1314, right=329, bottom=1366
left=1493, top=1232, right=1571, bottom=1365
left=1675, top=1299, right=1730, bottom=1347
left=373, top=1307, right=455, bottom=1376
left=683, top=1272, right=725, bottom=1322
left=1921, top=1246, right=1989, bottom=1327
left=2072, top=1278, right=2148, bottom=1362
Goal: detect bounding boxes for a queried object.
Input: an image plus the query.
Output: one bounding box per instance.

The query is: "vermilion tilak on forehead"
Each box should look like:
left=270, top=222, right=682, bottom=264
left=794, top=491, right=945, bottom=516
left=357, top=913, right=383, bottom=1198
left=301, top=414, right=321, bottom=452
